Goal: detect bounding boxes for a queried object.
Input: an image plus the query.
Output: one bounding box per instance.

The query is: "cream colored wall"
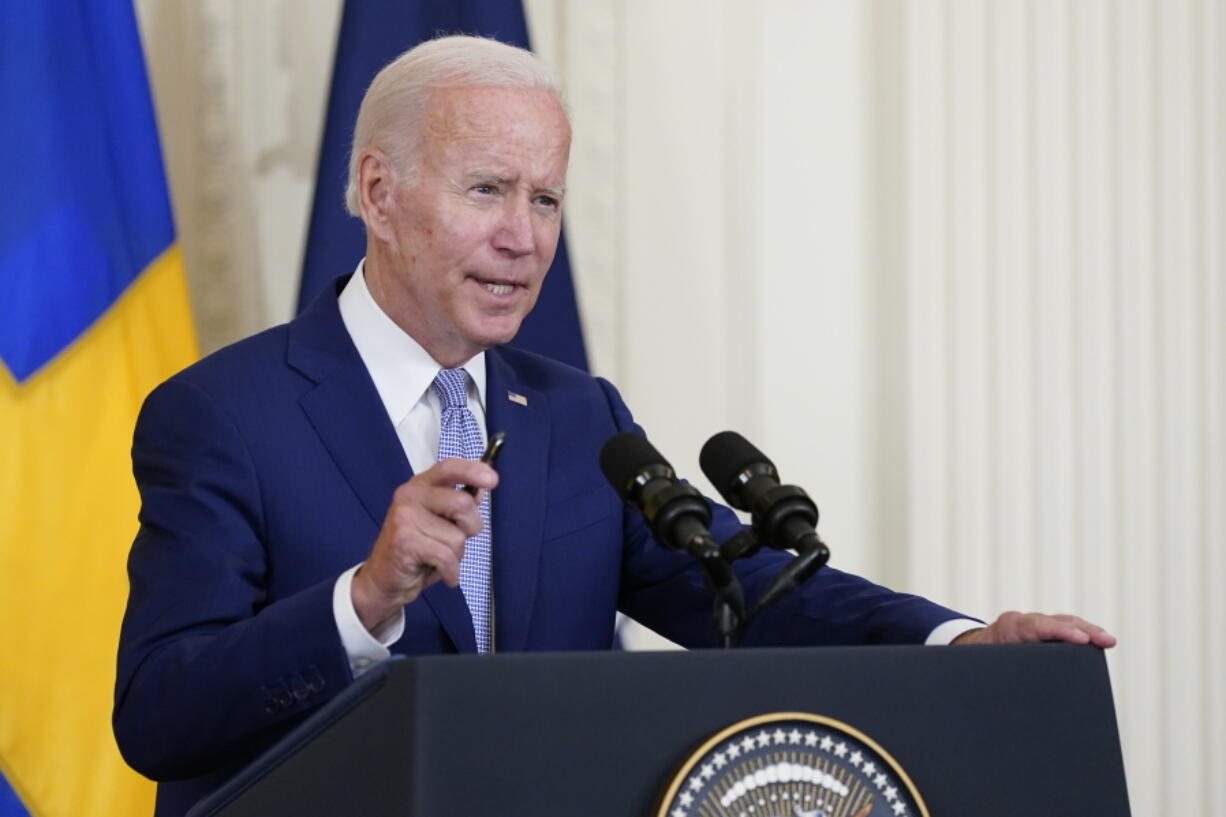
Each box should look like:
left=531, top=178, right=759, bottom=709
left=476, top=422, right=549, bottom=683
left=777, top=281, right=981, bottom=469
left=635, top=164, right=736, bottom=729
left=134, top=2, right=1225, bottom=813
left=135, top=0, right=340, bottom=350
left=535, top=1, right=889, bottom=585
left=899, top=3, right=1224, bottom=814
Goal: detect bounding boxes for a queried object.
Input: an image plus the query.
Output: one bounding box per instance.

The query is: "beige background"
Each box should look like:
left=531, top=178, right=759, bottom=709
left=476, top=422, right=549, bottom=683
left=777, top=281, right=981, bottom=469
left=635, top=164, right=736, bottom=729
left=133, top=2, right=1225, bottom=814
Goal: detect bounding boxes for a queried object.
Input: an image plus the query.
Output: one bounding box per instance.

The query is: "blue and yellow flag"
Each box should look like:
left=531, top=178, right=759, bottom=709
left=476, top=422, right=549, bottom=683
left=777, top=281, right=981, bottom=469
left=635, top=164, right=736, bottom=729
left=0, top=3, right=197, bottom=816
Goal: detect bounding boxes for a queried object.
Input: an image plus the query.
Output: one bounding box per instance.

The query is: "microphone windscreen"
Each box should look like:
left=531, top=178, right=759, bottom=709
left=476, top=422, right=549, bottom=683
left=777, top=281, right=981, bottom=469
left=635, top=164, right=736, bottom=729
left=699, top=431, right=774, bottom=498
left=599, top=431, right=670, bottom=502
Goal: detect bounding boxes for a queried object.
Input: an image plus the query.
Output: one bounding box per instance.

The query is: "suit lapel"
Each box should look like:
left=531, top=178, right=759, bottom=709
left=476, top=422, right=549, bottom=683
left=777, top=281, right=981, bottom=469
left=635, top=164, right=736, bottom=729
left=485, top=349, right=549, bottom=652
left=287, top=278, right=476, bottom=653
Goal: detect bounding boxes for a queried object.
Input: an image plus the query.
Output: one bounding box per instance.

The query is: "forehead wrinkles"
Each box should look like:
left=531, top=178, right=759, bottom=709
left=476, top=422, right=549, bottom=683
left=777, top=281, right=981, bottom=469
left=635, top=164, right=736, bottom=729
left=418, top=87, right=570, bottom=169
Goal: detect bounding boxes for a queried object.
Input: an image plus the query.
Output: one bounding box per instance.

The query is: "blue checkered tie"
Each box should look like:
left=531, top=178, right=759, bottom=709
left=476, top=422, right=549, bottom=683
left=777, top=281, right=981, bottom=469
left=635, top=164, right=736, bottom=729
left=431, top=368, right=492, bottom=654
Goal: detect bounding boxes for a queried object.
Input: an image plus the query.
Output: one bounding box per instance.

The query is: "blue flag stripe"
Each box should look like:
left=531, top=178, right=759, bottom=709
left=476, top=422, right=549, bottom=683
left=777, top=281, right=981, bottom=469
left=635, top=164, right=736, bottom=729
left=0, top=0, right=175, bottom=381
left=298, top=0, right=588, bottom=372
left=0, top=772, right=30, bottom=817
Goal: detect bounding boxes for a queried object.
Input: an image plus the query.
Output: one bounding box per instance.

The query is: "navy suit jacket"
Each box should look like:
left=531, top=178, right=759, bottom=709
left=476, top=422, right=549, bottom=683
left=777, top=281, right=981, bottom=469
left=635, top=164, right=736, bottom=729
left=114, top=277, right=965, bottom=816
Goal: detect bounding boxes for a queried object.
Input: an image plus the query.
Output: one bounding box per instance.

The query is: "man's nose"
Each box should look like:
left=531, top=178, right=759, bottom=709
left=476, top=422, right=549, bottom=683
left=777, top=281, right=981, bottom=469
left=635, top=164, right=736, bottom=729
left=493, top=197, right=535, bottom=257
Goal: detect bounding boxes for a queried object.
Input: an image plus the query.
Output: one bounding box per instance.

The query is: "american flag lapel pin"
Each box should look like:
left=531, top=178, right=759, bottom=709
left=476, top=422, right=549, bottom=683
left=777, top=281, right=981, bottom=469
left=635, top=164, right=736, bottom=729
left=507, top=391, right=528, bottom=406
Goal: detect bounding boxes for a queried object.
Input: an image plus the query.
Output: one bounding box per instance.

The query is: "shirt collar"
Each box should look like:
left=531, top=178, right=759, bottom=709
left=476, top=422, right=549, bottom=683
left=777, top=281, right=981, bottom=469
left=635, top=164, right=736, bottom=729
left=338, top=260, right=487, bottom=426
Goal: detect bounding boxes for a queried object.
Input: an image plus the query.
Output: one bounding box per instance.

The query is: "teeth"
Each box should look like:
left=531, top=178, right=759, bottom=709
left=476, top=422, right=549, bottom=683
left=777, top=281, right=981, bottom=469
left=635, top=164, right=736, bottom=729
left=484, top=282, right=514, bottom=295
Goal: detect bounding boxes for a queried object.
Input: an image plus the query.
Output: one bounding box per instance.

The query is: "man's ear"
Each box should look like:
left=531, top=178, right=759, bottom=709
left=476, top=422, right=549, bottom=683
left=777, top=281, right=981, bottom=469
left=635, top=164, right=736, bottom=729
left=357, top=148, right=398, bottom=244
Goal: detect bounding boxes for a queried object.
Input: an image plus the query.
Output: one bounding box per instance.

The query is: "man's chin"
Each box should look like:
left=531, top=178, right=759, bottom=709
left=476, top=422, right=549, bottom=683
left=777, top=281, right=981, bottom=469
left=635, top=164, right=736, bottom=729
left=467, top=311, right=531, bottom=347
left=465, top=323, right=525, bottom=353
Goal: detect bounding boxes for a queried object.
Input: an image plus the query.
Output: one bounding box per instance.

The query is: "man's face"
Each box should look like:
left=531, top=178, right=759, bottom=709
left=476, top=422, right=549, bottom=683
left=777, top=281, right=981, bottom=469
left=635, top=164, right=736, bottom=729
left=368, top=85, right=571, bottom=365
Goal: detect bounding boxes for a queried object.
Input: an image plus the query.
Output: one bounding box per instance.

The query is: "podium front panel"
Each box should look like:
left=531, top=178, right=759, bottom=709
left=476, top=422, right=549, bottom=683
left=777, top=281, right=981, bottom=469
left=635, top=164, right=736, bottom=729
left=195, top=644, right=1129, bottom=817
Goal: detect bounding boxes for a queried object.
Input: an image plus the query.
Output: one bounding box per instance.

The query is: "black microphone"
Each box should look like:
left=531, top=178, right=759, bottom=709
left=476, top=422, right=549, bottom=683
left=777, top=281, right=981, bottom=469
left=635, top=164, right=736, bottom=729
left=699, top=431, right=830, bottom=611
left=699, top=431, right=825, bottom=554
left=600, top=431, right=746, bottom=646
left=599, top=431, right=719, bottom=560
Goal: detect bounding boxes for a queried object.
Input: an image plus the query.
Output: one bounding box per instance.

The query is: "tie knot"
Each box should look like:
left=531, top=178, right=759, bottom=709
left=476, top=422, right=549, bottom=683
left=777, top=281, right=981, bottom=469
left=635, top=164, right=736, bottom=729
left=432, top=368, right=469, bottom=410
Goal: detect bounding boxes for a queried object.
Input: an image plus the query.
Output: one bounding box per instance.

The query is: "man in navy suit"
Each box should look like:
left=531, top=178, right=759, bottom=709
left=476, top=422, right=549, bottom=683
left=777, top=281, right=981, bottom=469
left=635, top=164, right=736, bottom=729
left=114, top=35, right=1114, bottom=816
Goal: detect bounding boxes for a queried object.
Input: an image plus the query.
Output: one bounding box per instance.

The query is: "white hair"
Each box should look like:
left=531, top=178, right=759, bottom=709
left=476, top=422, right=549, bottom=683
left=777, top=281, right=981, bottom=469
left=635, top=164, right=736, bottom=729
left=344, top=35, right=566, bottom=216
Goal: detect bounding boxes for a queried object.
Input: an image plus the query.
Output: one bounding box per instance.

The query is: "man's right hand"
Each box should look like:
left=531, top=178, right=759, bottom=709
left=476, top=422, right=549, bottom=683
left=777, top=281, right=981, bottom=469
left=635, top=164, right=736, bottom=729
left=350, top=458, right=498, bottom=634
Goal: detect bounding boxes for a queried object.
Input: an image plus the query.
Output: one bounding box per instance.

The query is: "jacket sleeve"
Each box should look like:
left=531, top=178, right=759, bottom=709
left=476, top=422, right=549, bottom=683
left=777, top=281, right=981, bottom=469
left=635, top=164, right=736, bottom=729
left=595, top=377, right=970, bottom=648
left=113, top=377, right=352, bottom=781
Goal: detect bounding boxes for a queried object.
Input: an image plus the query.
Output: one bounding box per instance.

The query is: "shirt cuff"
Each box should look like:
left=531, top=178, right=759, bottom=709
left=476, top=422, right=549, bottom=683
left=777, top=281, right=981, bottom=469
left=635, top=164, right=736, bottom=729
left=925, top=618, right=985, bottom=645
left=333, top=564, right=405, bottom=678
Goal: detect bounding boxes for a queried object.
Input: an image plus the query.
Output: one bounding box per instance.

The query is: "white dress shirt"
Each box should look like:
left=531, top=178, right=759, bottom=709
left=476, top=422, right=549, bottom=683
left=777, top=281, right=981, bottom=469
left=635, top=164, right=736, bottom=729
left=331, top=262, right=487, bottom=677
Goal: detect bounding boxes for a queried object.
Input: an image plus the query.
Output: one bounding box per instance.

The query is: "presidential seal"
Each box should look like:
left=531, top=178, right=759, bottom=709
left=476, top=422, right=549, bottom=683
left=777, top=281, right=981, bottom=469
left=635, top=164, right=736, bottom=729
left=657, top=712, right=928, bottom=817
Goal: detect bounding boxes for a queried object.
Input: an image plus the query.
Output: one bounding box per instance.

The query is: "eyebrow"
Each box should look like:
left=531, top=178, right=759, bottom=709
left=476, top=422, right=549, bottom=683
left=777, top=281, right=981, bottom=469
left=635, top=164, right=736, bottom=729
left=465, top=172, right=566, bottom=199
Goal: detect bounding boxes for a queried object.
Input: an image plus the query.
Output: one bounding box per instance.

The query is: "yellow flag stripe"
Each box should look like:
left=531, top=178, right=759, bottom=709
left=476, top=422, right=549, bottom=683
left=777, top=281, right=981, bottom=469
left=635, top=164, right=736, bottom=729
left=0, top=245, right=196, bottom=817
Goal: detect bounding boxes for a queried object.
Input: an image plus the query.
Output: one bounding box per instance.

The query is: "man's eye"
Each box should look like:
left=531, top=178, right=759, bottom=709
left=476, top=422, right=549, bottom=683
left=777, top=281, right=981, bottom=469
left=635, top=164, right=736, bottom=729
left=473, top=184, right=496, bottom=195
left=535, top=195, right=560, bottom=209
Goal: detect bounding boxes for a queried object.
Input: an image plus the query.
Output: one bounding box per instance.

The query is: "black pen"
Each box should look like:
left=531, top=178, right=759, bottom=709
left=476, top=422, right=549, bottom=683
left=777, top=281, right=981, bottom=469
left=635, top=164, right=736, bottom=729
left=463, top=431, right=506, bottom=496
